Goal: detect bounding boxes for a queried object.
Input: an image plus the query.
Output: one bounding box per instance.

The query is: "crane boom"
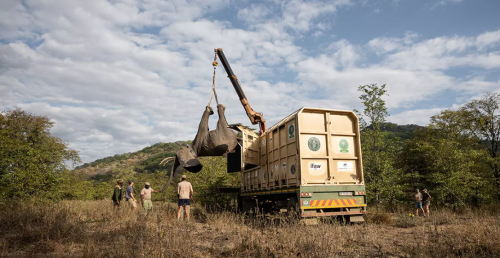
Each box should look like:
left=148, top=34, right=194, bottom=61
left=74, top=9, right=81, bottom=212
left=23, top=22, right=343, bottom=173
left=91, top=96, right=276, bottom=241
left=215, top=48, right=266, bottom=133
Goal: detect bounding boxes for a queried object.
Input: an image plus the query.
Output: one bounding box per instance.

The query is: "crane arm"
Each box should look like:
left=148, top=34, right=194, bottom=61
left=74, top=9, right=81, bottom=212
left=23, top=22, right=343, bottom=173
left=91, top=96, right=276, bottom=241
left=215, top=48, right=266, bottom=134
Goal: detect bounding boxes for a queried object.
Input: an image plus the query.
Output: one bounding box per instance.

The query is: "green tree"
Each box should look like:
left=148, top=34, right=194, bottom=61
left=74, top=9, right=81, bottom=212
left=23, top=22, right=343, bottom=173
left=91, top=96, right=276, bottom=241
left=427, top=92, right=500, bottom=204
left=0, top=109, right=80, bottom=200
left=355, top=84, right=404, bottom=210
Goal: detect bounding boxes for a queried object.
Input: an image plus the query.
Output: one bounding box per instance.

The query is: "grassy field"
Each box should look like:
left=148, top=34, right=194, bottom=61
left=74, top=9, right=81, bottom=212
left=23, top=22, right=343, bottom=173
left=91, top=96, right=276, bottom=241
left=0, top=200, right=499, bottom=257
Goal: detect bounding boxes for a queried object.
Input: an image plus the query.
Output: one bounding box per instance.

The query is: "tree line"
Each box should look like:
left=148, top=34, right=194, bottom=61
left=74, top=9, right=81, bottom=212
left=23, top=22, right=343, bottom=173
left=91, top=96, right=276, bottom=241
left=357, top=84, right=500, bottom=211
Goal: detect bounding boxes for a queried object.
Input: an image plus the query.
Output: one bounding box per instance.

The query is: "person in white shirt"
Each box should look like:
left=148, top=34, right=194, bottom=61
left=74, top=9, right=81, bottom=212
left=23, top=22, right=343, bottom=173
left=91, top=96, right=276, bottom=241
left=177, top=175, right=193, bottom=221
left=140, top=182, right=159, bottom=211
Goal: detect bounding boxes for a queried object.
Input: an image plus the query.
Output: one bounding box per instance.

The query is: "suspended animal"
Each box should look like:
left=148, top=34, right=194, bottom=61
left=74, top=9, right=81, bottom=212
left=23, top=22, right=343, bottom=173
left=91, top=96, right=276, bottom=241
left=158, top=104, right=237, bottom=192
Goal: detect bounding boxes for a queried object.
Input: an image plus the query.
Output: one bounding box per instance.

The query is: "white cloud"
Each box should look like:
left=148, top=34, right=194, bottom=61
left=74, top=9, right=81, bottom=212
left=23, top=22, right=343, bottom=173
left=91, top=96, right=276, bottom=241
left=388, top=108, right=445, bottom=126
left=1, top=0, right=499, bottom=164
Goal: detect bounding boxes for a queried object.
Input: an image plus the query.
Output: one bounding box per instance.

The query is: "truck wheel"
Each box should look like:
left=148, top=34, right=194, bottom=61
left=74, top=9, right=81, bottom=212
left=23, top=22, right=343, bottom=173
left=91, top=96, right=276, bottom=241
left=242, top=200, right=255, bottom=214
left=287, top=198, right=300, bottom=219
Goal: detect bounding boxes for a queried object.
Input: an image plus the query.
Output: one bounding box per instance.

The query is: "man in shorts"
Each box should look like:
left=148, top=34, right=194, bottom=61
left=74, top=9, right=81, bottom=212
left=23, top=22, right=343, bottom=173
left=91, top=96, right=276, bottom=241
left=177, top=175, right=193, bottom=221
left=413, top=189, right=425, bottom=217
left=140, top=182, right=159, bottom=212
left=422, top=189, right=431, bottom=217
left=125, top=180, right=137, bottom=213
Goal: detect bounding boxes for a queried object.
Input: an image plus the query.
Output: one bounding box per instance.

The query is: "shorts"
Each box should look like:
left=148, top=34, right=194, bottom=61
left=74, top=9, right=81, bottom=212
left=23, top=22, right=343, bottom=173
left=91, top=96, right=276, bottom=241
left=423, top=201, right=430, bottom=207
left=128, top=199, right=137, bottom=208
left=178, top=199, right=191, bottom=207
left=143, top=200, right=152, bottom=211
left=414, top=201, right=422, bottom=209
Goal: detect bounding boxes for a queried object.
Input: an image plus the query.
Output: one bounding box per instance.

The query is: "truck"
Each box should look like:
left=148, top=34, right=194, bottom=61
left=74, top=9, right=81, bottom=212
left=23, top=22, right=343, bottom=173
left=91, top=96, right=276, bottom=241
left=216, top=49, right=366, bottom=222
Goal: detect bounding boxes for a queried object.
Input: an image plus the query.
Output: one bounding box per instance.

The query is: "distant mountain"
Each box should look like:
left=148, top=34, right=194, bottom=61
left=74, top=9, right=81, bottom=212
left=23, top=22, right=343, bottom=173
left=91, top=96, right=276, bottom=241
left=74, top=141, right=190, bottom=177
left=368, top=123, right=425, bottom=141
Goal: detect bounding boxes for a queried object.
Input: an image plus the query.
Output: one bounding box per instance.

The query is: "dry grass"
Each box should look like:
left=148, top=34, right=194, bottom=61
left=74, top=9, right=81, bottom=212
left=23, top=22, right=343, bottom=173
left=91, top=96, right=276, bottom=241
left=0, top=201, right=499, bottom=257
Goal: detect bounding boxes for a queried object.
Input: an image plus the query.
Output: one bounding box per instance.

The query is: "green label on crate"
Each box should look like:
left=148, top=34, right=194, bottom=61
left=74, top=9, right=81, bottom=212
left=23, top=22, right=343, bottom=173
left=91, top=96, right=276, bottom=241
left=288, top=124, right=295, bottom=139
left=308, top=137, right=320, bottom=151
left=339, top=139, right=349, bottom=153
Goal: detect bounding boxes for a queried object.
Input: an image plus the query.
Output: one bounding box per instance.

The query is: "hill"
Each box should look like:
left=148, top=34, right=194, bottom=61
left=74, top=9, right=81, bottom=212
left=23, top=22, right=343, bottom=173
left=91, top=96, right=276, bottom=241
left=371, top=122, right=424, bottom=141
left=75, top=141, right=191, bottom=178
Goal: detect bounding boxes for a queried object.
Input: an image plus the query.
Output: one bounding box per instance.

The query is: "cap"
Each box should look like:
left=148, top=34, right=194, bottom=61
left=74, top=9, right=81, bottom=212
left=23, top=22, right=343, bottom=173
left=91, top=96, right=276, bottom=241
left=423, top=189, right=428, bottom=192
left=181, top=175, right=187, bottom=179
left=416, top=189, right=420, bottom=192
left=145, top=182, right=150, bottom=186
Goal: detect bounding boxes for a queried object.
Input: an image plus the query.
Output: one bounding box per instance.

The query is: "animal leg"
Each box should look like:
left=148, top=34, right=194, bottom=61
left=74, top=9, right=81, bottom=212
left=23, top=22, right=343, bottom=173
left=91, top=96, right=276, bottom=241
left=191, top=106, right=213, bottom=155
left=216, top=104, right=229, bottom=131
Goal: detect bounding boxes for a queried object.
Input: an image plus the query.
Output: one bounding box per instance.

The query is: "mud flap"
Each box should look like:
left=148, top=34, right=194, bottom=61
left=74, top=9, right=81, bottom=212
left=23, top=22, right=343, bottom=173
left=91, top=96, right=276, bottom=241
left=349, top=215, right=365, bottom=223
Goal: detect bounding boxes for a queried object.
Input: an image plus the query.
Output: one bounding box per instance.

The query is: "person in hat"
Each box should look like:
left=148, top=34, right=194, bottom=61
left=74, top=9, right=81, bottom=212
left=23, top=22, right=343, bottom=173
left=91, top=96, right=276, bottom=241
left=140, top=182, right=159, bottom=211
left=125, top=180, right=137, bottom=213
left=112, top=179, right=123, bottom=207
left=413, top=189, right=425, bottom=217
left=422, top=189, right=431, bottom=217
left=177, top=175, right=193, bottom=221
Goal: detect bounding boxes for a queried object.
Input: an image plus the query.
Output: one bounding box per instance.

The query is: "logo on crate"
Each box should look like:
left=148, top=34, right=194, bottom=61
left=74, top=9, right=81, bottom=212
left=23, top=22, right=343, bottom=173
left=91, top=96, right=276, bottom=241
left=275, top=164, right=278, bottom=171
left=282, top=163, right=286, bottom=169
left=339, top=139, right=349, bottom=153
left=288, top=124, right=295, bottom=139
left=308, top=137, right=320, bottom=151
left=291, top=164, right=296, bottom=175
left=309, top=163, right=322, bottom=170
left=337, top=161, right=354, bottom=172
left=262, top=139, right=266, bottom=146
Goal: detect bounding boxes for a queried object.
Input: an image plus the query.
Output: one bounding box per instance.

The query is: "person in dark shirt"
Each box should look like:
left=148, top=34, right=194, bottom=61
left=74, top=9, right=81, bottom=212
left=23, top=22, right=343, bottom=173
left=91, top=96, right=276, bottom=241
left=422, top=189, right=431, bottom=217
left=125, top=180, right=137, bottom=213
left=111, top=179, right=123, bottom=207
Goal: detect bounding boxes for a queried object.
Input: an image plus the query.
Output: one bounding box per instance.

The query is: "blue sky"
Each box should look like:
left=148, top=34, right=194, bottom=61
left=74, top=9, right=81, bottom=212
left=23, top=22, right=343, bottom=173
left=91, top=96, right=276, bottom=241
left=1, top=0, right=499, bottom=163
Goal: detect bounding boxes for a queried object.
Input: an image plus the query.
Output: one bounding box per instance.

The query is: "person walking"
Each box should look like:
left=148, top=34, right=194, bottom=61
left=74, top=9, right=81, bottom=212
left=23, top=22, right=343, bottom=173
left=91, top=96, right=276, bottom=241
left=140, top=182, right=159, bottom=212
left=177, top=175, right=193, bottom=221
left=112, top=179, right=123, bottom=207
left=125, top=180, right=137, bottom=213
left=422, top=189, right=431, bottom=217
left=413, top=189, right=425, bottom=217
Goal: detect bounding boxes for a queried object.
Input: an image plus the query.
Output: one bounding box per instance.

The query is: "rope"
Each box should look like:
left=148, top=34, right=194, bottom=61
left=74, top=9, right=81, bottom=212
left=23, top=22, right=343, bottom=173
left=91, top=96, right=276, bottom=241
left=208, top=50, right=219, bottom=106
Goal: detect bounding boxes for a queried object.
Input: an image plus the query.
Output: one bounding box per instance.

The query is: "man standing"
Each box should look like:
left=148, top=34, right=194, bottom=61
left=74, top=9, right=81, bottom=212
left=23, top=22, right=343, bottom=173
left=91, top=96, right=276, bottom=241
left=422, top=189, right=431, bottom=217
left=140, top=182, right=159, bottom=212
left=177, top=175, right=193, bottom=221
left=413, top=189, right=425, bottom=217
left=125, top=180, right=137, bottom=213
left=112, top=179, right=123, bottom=207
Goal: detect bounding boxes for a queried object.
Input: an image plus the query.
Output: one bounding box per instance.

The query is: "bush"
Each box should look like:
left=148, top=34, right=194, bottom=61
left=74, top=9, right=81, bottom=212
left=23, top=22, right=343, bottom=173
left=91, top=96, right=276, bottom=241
left=395, top=213, right=422, bottom=228
left=366, top=211, right=392, bottom=225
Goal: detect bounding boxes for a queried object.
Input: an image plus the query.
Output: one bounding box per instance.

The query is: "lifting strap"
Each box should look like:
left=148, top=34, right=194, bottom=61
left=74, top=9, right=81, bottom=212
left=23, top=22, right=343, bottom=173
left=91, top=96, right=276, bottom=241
left=208, top=50, right=219, bottom=107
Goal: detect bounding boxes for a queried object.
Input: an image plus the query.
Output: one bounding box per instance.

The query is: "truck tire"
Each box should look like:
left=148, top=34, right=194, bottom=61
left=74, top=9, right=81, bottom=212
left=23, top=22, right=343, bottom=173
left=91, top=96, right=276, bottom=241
left=242, top=199, right=257, bottom=214
left=287, top=198, right=300, bottom=219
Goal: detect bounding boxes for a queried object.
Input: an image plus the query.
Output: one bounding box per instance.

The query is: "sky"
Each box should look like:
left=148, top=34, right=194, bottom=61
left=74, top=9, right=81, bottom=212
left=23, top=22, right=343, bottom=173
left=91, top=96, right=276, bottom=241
left=1, top=0, right=500, bottom=163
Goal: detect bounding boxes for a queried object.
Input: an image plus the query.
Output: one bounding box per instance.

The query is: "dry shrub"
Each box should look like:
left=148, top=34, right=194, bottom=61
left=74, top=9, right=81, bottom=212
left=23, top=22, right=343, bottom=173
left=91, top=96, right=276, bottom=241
left=429, top=209, right=457, bottom=225
left=192, top=206, right=208, bottom=223
left=395, top=213, right=423, bottom=228
left=366, top=211, right=392, bottom=225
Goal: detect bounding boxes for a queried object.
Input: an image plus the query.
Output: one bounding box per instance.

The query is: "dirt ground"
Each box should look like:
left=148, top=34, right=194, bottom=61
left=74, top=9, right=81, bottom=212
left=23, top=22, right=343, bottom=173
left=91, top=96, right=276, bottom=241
left=0, top=200, right=499, bottom=257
